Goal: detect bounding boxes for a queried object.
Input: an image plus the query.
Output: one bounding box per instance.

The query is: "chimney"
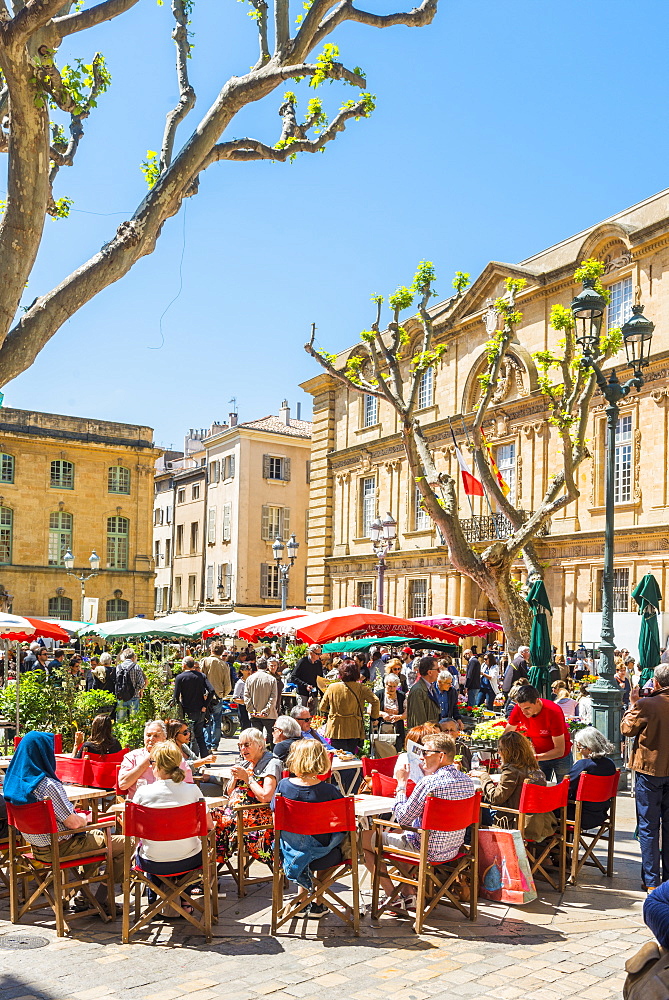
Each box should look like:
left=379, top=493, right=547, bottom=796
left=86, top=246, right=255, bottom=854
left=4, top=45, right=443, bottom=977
left=279, top=399, right=290, bottom=425
left=229, top=412, right=238, bottom=427
left=296, top=402, right=301, bottom=420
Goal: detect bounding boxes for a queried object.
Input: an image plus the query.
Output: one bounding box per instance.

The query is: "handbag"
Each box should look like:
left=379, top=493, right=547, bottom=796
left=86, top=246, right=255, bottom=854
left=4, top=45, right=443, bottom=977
left=624, top=943, right=669, bottom=1000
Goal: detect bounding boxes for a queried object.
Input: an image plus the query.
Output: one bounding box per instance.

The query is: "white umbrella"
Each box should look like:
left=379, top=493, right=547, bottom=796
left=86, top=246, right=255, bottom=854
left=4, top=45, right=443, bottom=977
left=204, top=611, right=256, bottom=638
left=0, top=613, right=36, bottom=636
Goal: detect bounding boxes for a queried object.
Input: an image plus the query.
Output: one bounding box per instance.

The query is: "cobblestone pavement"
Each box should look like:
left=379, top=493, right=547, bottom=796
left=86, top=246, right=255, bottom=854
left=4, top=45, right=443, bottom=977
left=0, top=751, right=648, bottom=1000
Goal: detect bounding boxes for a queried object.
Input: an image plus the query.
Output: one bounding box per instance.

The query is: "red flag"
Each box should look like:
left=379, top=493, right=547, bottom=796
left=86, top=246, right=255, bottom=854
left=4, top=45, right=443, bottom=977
left=455, top=446, right=484, bottom=497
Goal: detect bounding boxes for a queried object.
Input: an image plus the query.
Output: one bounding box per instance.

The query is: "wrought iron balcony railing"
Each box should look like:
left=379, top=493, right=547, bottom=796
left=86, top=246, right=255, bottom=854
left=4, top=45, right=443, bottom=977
left=460, top=510, right=550, bottom=544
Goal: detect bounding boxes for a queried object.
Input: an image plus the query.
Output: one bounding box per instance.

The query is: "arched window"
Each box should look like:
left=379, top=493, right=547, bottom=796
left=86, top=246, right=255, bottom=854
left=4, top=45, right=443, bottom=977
left=108, top=466, right=130, bottom=494
left=0, top=454, right=14, bottom=484
left=48, top=596, right=73, bottom=620
left=106, top=516, right=129, bottom=569
left=51, top=460, right=74, bottom=489
left=417, top=367, right=434, bottom=409
left=0, top=507, right=12, bottom=564
left=106, top=598, right=129, bottom=621
left=48, top=512, right=72, bottom=566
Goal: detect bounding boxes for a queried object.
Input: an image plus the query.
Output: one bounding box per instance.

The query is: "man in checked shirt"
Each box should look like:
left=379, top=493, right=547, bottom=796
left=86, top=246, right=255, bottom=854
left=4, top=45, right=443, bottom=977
left=362, top=732, right=475, bottom=917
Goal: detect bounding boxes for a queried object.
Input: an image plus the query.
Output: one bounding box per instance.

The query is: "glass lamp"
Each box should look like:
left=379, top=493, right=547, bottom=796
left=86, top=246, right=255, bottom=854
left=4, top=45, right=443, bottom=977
left=63, top=549, right=74, bottom=572
left=570, top=279, right=607, bottom=356
left=622, top=303, right=654, bottom=371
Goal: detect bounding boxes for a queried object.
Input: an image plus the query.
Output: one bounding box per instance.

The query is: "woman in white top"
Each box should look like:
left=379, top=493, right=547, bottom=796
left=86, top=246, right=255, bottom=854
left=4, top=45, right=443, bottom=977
left=133, top=741, right=213, bottom=886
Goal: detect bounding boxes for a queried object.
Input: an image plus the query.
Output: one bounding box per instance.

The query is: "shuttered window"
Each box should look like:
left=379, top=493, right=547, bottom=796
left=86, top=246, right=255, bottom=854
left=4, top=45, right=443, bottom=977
left=263, top=455, right=290, bottom=480
left=218, top=563, right=232, bottom=601
left=261, top=505, right=290, bottom=540
left=206, top=564, right=215, bottom=600
left=223, top=455, right=236, bottom=480
left=222, top=503, right=232, bottom=541
left=207, top=508, right=216, bottom=544
left=260, top=563, right=280, bottom=599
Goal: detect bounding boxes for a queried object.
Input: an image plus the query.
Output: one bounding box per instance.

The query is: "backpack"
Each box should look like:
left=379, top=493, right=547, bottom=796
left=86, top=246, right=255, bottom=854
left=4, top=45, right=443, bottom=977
left=115, top=662, right=135, bottom=702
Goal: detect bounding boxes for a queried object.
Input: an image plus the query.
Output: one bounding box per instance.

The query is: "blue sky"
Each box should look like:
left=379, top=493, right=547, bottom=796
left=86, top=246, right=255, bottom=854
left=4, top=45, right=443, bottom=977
left=4, top=0, right=669, bottom=450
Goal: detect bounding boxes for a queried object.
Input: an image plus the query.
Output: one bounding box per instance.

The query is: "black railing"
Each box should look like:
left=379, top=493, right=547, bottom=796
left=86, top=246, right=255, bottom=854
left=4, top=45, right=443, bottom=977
left=460, top=510, right=550, bottom=543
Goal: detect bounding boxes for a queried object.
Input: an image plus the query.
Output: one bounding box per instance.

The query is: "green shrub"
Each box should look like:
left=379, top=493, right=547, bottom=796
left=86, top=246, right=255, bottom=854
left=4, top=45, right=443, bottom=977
left=73, top=690, right=116, bottom=730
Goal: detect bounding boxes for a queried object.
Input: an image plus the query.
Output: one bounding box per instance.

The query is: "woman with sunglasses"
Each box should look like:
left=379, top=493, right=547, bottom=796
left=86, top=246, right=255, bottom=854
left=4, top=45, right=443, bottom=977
left=166, top=720, right=222, bottom=798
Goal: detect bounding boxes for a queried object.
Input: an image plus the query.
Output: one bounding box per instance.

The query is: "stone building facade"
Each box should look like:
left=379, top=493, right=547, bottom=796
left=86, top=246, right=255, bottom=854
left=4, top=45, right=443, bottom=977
left=153, top=404, right=312, bottom=615
left=0, top=408, right=160, bottom=620
left=301, top=188, right=669, bottom=652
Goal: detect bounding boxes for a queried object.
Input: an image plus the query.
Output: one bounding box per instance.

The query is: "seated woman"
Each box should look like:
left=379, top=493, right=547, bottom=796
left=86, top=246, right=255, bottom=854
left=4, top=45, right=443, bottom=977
left=211, top=728, right=282, bottom=869
left=568, top=727, right=616, bottom=829
left=274, top=740, right=345, bottom=918
left=165, top=720, right=221, bottom=798
left=134, top=740, right=214, bottom=913
left=272, top=716, right=303, bottom=761
left=3, top=730, right=124, bottom=908
left=374, top=673, right=406, bottom=744
left=72, top=713, right=122, bottom=759
left=436, top=670, right=461, bottom=724
left=472, top=731, right=556, bottom=843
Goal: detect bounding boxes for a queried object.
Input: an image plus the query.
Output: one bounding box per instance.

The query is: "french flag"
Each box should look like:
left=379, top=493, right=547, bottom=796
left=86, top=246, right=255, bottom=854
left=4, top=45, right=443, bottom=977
left=455, top=446, right=484, bottom=497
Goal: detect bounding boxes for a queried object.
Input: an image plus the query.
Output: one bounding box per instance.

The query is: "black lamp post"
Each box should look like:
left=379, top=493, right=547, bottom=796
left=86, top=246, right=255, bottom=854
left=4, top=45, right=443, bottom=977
left=369, top=512, right=397, bottom=613
left=272, top=533, right=299, bottom=611
left=570, top=278, right=654, bottom=759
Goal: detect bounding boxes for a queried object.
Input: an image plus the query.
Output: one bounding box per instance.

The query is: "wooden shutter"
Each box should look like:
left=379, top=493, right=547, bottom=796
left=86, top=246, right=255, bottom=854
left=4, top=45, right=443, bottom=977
left=263, top=454, right=271, bottom=478
left=230, top=454, right=235, bottom=478
left=206, top=564, right=214, bottom=600
left=166, top=505, right=172, bottom=524
left=223, top=503, right=231, bottom=541
left=260, top=563, right=269, bottom=598
left=207, top=508, right=216, bottom=544
left=282, top=457, right=291, bottom=481
left=306, top=460, right=311, bottom=484
left=281, top=507, right=290, bottom=538
left=261, top=505, right=269, bottom=540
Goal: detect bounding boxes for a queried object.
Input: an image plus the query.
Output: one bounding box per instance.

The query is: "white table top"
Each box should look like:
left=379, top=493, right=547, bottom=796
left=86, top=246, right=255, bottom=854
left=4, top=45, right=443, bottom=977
left=354, top=794, right=395, bottom=818
left=330, top=755, right=362, bottom=771
left=62, top=784, right=113, bottom=801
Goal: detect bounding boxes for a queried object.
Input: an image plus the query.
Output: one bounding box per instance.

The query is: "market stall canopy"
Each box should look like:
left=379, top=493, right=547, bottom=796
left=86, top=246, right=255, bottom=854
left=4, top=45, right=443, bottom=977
left=236, top=610, right=312, bottom=642
left=78, top=617, right=177, bottom=639
left=20, top=618, right=71, bottom=642
left=411, top=615, right=501, bottom=638
left=153, top=611, right=199, bottom=628
left=287, top=607, right=458, bottom=645
left=323, top=636, right=459, bottom=655
left=160, top=610, right=238, bottom=638
left=633, top=573, right=662, bottom=686
left=42, top=618, right=93, bottom=635
left=201, top=611, right=256, bottom=638
left=0, top=613, right=36, bottom=638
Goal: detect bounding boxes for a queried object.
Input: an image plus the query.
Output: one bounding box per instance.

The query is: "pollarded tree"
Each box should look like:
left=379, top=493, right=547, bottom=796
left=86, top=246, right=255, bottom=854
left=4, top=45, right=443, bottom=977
left=306, top=259, right=622, bottom=651
left=0, top=0, right=438, bottom=384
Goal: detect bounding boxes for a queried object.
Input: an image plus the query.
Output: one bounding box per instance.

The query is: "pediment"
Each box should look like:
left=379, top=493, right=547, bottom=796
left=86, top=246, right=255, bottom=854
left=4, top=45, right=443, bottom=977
left=448, top=261, right=542, bottom=325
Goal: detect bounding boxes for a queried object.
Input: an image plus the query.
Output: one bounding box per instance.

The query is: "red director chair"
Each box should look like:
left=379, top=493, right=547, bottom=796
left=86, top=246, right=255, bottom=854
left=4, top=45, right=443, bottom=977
left=360, top=754, right=398, bottom=793
left=493, top=777, right=570, bottom=892
left=567, top=769, right=620, bottom=885
left=272, top=794, right=360, bottom=934
left=372, top=790, right=481, bottom=933
left=7, top=800, right=116, bottom=937
left=122, top=799, right=218, bottom=943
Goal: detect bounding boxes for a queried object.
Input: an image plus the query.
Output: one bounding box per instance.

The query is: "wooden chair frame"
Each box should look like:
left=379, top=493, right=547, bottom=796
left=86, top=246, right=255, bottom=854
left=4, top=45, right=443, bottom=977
left=566, top=770, right=619, bottom=885
left=221, top=800, right=274, bottom=898
left=493, top=777, right=569, bottom=893
left=271, top=796, right=360, bottom=935
left=7, top=805, right=116, bottom=938
left=121, top=802, right=218, bottom=944
left=371, top=791, right=480, bottom=933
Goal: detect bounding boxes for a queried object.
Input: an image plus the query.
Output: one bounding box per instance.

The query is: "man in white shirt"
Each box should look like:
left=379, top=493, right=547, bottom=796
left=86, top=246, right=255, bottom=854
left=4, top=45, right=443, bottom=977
left=244, top=662, right=278, bottom=747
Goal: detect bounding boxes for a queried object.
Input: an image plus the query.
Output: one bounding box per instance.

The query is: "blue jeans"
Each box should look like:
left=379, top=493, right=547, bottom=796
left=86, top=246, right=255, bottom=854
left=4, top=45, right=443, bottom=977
left=476, top=687, right=496, bottom=710
left=467, top=688, right=480, bottom=707
left=644, top=878, right=669, bottom=946
left=116, top=696, right=140, bottom=721
left=539, top=751, right=573, bottom=783
left=634, top=772, right=669, bottom=889
left=204, top=702, right=224, bottom=751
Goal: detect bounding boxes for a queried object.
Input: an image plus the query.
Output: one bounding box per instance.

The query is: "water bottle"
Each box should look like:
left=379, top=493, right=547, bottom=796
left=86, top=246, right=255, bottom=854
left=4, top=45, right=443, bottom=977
left=471, top=751, right=481, bottom=770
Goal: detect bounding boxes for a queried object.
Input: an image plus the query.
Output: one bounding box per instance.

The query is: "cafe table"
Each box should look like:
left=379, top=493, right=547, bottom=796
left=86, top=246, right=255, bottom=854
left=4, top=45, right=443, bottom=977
left=62, top=784, right=113, bottom=822
left=330, top=755, right=363, bottom=795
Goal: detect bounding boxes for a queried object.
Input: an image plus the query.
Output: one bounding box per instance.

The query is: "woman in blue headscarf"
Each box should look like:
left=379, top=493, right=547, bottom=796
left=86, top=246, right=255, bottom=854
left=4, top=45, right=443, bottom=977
left=4, top=732, right=124, bottom=909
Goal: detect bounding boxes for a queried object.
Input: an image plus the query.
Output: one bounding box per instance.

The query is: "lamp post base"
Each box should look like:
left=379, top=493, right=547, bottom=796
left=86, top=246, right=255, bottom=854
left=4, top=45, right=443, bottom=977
left=588, top=671, right=624, bottom=779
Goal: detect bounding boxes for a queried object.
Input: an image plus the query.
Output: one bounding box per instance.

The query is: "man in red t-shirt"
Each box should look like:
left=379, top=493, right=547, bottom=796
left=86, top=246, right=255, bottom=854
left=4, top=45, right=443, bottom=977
left=505, top=684, right=573, bottom=781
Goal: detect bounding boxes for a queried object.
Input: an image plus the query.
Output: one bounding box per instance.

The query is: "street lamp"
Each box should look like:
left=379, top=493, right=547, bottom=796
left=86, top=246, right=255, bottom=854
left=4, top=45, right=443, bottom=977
left=370, top=511, right=397, bottom=613
left=273, top=532, right=299, bottom=611
left=63, top=549, right=100, bottom=620
left=570, top=280, right=654, bottom=763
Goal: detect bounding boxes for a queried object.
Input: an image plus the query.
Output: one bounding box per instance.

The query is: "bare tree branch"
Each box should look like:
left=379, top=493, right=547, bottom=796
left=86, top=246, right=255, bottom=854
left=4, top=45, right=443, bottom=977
left=308, top=0, right=438, bottom=53
left=160, top=0, right=196, bottom=173
left=274, top=0, right=289, bottom=55
left=49, top=0, right=139, bottom=40
left=9, top=0, right=73, bottom=44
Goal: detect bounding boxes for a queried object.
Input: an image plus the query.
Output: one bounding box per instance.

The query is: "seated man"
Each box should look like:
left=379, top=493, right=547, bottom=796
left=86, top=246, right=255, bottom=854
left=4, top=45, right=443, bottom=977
left=118, top=720, right=193, bottom=799
left=439, top=718, right=472, bottom=771
left=290, top=706, right=331, bottom=746
left=272, top=716, right=303, bottom=762
left=362, top=732, right=475, bottom=917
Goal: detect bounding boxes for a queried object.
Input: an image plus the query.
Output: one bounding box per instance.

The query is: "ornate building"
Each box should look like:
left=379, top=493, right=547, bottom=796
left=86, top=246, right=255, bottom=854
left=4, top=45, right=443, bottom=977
left=0, top=408, right=160, bottom=620
left=301, top=188, right=669, bottom=651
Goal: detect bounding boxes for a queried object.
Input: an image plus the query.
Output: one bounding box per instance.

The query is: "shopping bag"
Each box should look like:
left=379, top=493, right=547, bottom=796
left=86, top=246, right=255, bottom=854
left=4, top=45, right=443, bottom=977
left=478, top=828, right=537, bottom=904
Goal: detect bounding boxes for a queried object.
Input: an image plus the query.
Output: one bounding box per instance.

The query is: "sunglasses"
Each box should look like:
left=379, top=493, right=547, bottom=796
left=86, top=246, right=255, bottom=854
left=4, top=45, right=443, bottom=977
left=179, top=728, right=190, bottom=736
left=412, top=745, right=442, bottom=758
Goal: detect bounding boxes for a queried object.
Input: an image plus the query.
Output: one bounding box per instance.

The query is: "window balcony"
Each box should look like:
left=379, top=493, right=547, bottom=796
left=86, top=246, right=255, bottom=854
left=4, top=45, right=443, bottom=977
left=460, top=510, right=550, bottom=544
